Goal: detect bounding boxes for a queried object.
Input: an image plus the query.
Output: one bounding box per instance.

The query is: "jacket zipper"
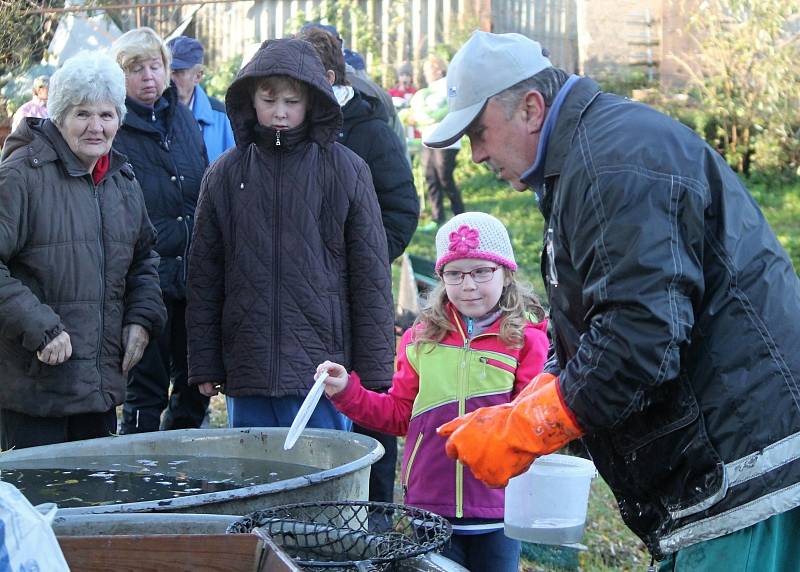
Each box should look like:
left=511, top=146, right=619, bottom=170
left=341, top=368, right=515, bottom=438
left=454, top=313, right=503, bottom=517
left=402, top=431, right=424, bottom=497
left=90, top=178, right=105, bottom=380
left=270, top=151, right=282, bottom=387
left=452, top=317, right=479, bottom=517
left=275, top=130, right=281, bottom=146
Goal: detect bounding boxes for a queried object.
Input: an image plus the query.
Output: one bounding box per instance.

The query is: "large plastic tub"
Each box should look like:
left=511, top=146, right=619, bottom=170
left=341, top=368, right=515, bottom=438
left=0, top=428, right=383, bottom=516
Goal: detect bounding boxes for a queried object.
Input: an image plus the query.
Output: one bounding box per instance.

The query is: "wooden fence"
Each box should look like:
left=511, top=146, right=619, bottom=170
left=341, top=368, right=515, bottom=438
left=108, top=0, right=579, bottom=85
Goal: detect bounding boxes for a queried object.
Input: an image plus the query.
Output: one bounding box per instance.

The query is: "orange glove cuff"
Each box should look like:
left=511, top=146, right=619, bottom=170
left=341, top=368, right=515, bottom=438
left=518, top=374, right=583, bottom=447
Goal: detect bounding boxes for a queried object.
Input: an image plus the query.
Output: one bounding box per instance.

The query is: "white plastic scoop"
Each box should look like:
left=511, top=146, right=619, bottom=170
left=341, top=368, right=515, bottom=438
left=283, top=371, right=329, bottom=450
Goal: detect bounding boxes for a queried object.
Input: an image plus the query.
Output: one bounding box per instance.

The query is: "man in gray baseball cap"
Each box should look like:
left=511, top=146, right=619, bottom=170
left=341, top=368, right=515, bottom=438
left=433, top=31, right=800, bottom=571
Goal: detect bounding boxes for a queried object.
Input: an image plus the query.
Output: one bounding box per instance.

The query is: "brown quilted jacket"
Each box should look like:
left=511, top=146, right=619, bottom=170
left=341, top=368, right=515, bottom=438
left=186, top=38, right=395, bottom=396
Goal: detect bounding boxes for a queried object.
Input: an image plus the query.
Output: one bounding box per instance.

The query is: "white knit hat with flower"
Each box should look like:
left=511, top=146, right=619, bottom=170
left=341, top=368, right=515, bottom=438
left=434, top=212, right=517, bottom=273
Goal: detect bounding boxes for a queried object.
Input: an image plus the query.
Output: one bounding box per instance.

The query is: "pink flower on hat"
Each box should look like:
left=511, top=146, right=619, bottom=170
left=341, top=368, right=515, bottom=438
left=449, top=225, right=480, bottom=256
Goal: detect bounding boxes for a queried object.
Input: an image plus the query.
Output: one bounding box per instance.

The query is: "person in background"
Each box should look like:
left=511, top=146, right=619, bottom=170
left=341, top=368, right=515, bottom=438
left=408, top=54, right=464, bottom=229
left=298, top=28, right=418, bottom=262
left=388, top=62, right=417, bottom=103
left=186, top=38, right=395, bottom=435
left=0, top=52, right=166, bottom=449
left=298, top=26, right=419, bottom=512
left=112, top=27, right=210, bottom=434
left=299, top=23, right=410, bottom=164
left=11, top=75, right=49, bottom=132
left=166, top=36, right=235, bottom=163
left=428, top=31, right=800, bottom=571
left=317, top=212, right=549, bottom=572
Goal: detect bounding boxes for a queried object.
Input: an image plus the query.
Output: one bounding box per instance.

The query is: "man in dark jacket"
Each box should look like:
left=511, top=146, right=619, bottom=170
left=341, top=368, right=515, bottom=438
left=430, top=32, right=800, bottom=569
left=299, top=27, right=418, bottom=512
left=112, top=27, right=210, bottom=434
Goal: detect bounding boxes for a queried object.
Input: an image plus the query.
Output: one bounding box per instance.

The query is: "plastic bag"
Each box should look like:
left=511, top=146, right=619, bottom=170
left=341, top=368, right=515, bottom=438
left=0, top=481, right=69, bottom=572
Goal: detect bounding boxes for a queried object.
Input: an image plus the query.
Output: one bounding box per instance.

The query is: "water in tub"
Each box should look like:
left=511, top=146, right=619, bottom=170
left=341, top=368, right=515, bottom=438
left=0, top=455, right=316, bottom=508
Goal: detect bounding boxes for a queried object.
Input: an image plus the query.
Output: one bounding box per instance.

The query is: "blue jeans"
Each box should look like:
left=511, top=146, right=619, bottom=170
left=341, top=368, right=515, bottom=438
left=226, top=394, right=351, bottom=430
left=440, top=530, right=521, bottom=572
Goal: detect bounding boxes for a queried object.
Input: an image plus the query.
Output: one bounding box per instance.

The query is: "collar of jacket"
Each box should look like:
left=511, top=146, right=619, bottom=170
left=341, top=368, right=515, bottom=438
left=523, top=77, right=602, bottom=213
left=27, top=119, right=133, bottom=180
left=123, top=87, right=177, bottom=133
left=447, top=302, right=502, bottom=342
left=253, top=122, right=309, bottom=151
left=190, top=84, right=215, bottom=127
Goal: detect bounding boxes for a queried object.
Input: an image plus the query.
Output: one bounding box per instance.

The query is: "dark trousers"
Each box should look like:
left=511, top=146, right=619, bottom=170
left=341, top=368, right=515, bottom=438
left=441, top=530, right=521, bottom=572
left=0, top=407, right=116, bottom=450
left=120, top=298, right=209, bottom=434
left=422, top=147, right=464, bottom=224
left=352, top=423, right=398, bottom=503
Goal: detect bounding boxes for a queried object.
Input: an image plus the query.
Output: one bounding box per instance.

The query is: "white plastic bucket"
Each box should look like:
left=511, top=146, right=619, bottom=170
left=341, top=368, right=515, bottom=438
left=504, top=453, right=596, bottom=545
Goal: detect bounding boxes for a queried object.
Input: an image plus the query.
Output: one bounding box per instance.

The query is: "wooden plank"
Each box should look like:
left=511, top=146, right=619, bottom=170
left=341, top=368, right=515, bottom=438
left=59, top=534, right=263, bottom=572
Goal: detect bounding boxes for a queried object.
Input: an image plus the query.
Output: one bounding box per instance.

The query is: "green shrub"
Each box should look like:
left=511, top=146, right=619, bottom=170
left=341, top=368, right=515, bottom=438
left=202, top=55, right=243, bottom=102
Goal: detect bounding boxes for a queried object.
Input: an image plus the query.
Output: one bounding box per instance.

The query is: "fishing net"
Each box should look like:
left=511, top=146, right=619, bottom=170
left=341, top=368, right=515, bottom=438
left=227, top=500, right=452, bottom=571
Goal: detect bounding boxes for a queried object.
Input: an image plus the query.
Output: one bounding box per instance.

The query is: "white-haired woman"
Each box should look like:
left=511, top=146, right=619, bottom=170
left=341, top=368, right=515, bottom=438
left=111, top=27, right=209, bottom=434
left=0, top=52, right=167, bottom=449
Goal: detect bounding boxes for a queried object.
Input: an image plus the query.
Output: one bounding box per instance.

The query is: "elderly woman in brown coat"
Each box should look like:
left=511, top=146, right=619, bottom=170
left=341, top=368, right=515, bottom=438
left=0, top=52, right=166, bottom=449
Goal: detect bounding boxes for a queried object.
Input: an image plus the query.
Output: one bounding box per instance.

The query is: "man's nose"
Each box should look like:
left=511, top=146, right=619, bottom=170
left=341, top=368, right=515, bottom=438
left=471, top=141, right=487, bottom=164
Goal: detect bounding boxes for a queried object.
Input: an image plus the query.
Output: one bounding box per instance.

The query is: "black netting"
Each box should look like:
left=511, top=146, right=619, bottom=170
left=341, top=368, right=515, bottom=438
left=227, top=501, right=452, bottom=571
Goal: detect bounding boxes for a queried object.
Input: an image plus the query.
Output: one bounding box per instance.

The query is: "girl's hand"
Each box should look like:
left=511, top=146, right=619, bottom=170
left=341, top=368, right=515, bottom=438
left=316, top=361, right=349, bottom=397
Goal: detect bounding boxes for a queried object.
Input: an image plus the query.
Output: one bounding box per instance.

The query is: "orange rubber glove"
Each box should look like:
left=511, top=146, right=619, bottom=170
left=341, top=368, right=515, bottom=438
left=436, top=373, right=583, bottom=488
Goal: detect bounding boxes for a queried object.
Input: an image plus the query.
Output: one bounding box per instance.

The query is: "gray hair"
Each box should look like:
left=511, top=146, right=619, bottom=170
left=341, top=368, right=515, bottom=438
left=492, top=67, right=570, bottom=118
left=48, top=52, right=127, bottom=127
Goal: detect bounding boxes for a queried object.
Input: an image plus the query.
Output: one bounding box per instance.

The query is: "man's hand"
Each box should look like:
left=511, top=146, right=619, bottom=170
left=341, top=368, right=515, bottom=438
left=37, top=331, right=72, bottom=365
left=122, top=324, right=149, bottom=373
left=198, top=382, right=223, bottom=397
left=437, top=373, right=583, bottom=488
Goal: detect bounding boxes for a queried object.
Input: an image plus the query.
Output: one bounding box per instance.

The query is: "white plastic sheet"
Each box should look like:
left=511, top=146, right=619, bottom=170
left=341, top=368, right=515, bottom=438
left=0, top=481, right=69, bottom=572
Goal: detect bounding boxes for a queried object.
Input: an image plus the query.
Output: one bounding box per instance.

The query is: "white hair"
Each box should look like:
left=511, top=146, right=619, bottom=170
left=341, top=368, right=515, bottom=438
left=48, top=52, right=127, bottom=127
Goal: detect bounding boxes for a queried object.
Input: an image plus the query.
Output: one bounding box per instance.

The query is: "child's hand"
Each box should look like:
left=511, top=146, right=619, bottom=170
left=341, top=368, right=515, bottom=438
left=316, top=361, right=349, bottom=397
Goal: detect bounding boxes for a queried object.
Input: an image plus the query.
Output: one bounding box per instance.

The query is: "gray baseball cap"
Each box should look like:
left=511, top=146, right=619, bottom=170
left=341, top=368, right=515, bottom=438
left=424, top=31, right=552, bottom=148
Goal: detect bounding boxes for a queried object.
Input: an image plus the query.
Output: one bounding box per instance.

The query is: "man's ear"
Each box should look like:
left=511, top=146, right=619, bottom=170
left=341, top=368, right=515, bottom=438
left=522, top=90, right=546, bottom=134
left=325, top=69, right=336, bottom=86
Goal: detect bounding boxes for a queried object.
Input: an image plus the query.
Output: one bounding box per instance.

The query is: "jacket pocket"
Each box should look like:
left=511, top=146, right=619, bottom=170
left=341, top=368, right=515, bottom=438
left=611, top=375, right=698, bottom=454
left=610, top=376, right=725, bottom=518
left=478, top=356, right=516, bottom=376
left=402, top=432, right=424, bottom=496
left=328, top=295, right=344, bottom=354
left=0, top=336, right=37, bottom=376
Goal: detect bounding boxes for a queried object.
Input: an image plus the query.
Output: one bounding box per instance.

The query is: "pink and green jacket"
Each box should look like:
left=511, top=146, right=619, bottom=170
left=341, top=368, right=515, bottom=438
left=330, top=305, right=549, bottom=519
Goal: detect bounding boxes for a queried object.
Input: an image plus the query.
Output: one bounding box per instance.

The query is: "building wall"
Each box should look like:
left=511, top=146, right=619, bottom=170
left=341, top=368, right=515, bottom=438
left=578, top=0, right=663, bottom=81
